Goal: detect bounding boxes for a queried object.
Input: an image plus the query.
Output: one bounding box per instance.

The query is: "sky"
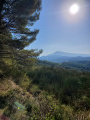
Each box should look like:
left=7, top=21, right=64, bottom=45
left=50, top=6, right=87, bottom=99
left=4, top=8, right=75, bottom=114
left=26, top=0, right=90, bottom=56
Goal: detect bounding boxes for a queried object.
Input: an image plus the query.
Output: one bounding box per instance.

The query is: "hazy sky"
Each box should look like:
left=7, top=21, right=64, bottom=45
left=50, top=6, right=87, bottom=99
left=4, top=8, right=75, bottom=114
left=26, top=0, right=90, bottom=56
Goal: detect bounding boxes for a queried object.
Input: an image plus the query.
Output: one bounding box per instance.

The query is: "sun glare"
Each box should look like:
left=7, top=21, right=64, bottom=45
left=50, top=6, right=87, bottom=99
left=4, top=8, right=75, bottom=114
left=69, top=3, right=80, bottom=15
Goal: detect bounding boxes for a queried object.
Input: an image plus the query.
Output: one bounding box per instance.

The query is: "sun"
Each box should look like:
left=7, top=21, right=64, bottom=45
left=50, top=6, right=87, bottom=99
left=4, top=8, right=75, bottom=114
left=69, top=3, right=80, bottom=15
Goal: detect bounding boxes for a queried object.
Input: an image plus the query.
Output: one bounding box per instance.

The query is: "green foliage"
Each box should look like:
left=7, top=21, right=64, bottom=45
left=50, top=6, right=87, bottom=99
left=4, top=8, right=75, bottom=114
left=27, top=65, right=90, bottom=110
left=74, top=96, right=90, bottom=110
left=25, top=92, right=74, bottom=120
left=18, top=74, right=30, bottom=90
left=61, top=61, right=90, bottom=71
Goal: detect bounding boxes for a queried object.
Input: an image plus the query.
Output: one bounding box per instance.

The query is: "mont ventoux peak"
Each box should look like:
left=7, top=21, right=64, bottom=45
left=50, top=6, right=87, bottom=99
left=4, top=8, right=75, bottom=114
left=40, top=51, right=90, bottom=63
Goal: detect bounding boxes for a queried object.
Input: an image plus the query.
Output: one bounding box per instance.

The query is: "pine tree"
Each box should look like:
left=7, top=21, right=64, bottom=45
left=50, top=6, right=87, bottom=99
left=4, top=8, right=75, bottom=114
left=0, top=0, right=42, bottom=77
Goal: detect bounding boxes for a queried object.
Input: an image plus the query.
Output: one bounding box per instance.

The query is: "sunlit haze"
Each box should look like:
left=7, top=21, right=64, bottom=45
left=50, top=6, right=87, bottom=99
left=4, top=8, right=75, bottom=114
left=69, top=3, right=80, bottom=15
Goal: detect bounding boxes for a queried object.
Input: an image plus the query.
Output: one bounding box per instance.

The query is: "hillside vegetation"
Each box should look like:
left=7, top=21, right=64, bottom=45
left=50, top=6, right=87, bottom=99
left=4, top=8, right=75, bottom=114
left=0, top=63, right=90, bottom=120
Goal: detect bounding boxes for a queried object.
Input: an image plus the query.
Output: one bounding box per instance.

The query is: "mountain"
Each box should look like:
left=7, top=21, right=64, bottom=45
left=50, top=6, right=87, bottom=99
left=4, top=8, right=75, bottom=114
left=39, top=51, right=90, bottom=63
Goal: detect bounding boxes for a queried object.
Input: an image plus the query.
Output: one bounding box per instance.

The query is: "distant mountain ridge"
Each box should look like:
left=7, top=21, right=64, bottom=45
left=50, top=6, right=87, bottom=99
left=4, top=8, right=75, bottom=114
left=43, top=51, right=90, bottom=57
left=40, top=51, right=90, bottom=63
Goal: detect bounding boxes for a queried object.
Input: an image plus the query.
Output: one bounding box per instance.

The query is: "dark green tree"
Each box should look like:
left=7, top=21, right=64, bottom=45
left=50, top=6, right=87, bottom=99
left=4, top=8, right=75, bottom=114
left=0, top=0, right=42, bottom=77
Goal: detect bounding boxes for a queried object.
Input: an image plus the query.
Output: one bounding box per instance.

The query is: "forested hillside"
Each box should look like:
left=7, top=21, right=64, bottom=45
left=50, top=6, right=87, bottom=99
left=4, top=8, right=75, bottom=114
left=28, top=64, right=90, bottom=109
left=61, top=61, right=90, bottom=71
left=0, top=0, right=90, bottom=120
left=38, top=60, right=90, bottom=71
